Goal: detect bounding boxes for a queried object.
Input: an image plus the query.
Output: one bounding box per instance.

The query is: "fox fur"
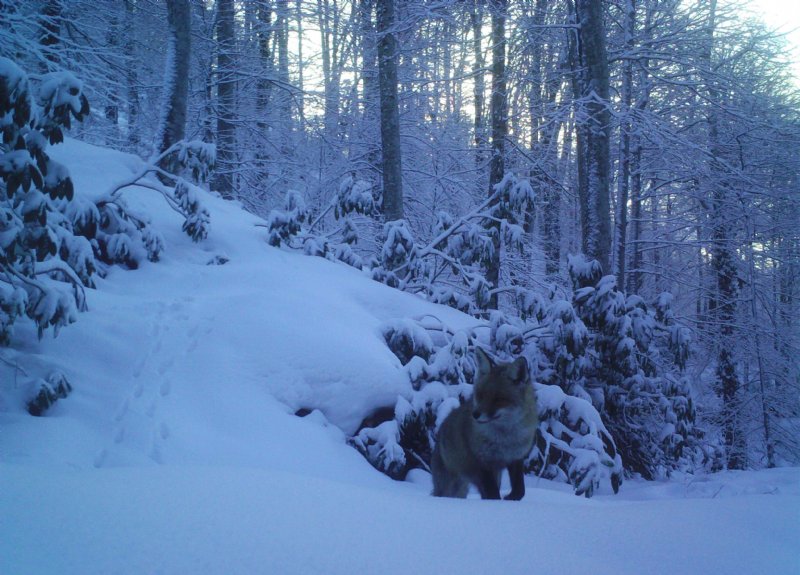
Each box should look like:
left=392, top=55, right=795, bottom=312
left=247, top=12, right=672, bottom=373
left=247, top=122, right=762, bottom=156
left=431, top=348, right=538, bottom=500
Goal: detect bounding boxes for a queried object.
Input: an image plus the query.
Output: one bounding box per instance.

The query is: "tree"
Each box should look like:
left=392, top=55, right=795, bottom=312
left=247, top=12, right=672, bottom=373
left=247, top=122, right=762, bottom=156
left=122, top=0, right=140, bottom=149
left=157, top=0, right=191, bottom=174
left=213, top=0, right=236, bottom=198
left=570, top=0, right=611, bottom=274
left=376, top=0, right=403, bottom=221
left=38, top=0, right=62, bottom=67
left=485, top=0, right=509, bottom=309
left=470, top=0, right=486, bottom=164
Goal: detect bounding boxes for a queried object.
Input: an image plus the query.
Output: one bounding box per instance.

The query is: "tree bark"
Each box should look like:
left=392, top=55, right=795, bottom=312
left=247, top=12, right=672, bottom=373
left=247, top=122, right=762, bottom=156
left=360, top=0, right=381, bottom=173
left=470, top=0, right=486, bottom=166
left=485, top=0, right=508, bottom=309
left=295, top=0, right=305, bottom=124
left=376, top=0, right=404, bottom=221
left=614, top=0, right=635, bottom=290
left=571, top=0, right=611, bottom=274
left=39, top=0, right=61, bottom=68
left=157, top=0, right=191, bottom=174
left=123, top=0, right=140, bottom=148
left=317, top=0, right=341, bottom=141
left=214, top=0, right=236, bottom=198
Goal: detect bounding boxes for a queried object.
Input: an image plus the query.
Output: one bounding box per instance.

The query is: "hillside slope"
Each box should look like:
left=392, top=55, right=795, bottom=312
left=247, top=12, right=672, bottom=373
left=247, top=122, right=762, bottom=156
left=1, top=139, right=798, bottom=575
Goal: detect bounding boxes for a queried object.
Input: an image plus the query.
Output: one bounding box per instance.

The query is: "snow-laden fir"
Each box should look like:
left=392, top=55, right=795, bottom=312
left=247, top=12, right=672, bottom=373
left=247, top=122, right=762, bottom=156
left=1, top=139, right=798, bottom=575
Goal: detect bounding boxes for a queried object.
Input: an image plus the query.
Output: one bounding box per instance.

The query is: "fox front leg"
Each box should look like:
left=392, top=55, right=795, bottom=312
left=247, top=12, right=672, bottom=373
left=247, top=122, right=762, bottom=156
left=504, top=460, right=525, bottom=501
left=476, top=468, right=501, bottom=500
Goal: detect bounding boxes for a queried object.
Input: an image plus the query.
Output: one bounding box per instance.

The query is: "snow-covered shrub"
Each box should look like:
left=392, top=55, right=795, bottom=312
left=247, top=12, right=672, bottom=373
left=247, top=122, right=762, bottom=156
left=98, top=140, right=212, bottom=248
left=332, top=242, right=363, bottom=270
left=352, top=376, right=464, bottom=481
left=542, top=299, right=589, bottom=388
left=491, top=173, right=537, bottom=221
left=655, top=292, right=691, bottom=371
left=381, top=318, right=435, bottom=366
left=35, top=71, right=91, bottom=146
left=267, top=190, right=308, bottom=248
left=356, top=316, right=622, bottom=497
left=352, top=417, right=407, bottom=479
left=488, top=311, right=526, bottom=356
left=266, top=171, right=376, bottom=268
left=531, top=383, right=622, bottom=497
left=0, top=57, right=206, bottom=352
left=353, top=320, right=473, bottom=479
left=26, top=370, right=72, bottom=416
left=372, top=220, right=421, bottom=289
left=0, top=58, right=90, bottom=343
left=334, top=174, right=375, bottom=219
left=566, top=254, right=707, bottom=479
left=177, top=140, right=216, bottom=183
left=174, top=179, right=210, bottom=242
left=93, top=198, right=164, bottom=268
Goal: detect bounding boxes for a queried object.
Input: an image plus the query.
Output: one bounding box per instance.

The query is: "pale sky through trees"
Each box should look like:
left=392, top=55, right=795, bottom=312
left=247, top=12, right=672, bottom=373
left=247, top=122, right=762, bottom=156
left=750, top=0, right=800, bottom=80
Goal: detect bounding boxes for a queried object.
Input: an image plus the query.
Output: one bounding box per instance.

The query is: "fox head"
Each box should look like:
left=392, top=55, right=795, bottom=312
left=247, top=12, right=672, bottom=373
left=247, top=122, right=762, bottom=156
left=471, top=347, right=533, bottom=424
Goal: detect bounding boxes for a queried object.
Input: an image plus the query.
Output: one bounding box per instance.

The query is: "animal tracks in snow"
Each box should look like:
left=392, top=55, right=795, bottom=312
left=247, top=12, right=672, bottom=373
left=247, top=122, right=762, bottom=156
left=94, top=296, right=209, bottom=468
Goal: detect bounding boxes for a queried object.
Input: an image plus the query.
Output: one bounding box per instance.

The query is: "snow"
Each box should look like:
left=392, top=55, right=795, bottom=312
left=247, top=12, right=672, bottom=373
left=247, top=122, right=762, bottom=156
left=38, top=71, right=84, bottom=111
left=1, top=138, right=799, bottom=574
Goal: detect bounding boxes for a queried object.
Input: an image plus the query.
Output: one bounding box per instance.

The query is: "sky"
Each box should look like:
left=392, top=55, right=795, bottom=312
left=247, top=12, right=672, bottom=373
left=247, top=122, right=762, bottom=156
left=749, top=0, right=800, bottom=80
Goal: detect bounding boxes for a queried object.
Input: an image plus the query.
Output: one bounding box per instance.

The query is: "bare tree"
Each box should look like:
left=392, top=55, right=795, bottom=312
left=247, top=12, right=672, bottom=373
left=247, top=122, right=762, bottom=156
left=157, top=0, right=191, bottom=171
left=570, top=0, right=611, bottom=274
left=214, top=0, right=236, bottom=198
left=376, top=0, right=403, bottom=221
left=485, top=0, right=508, bottom=309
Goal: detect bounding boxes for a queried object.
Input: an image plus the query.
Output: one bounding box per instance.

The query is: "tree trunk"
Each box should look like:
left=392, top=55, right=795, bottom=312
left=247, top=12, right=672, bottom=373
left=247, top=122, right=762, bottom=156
left=470, top=0, right=486, bottom=165
left=277, top=0, right=291, bottom=129
left=157, top=0, right=191, bottom=174
left=123, top=0, right=140, bottom=149
left=214, top=0, right=236, bottom=198
left=703, top=0, right=745, bottom=470
left=376, top=0, right=404, bottom=221
left=39, top=0, right=61, bottom=68
left=360, top=0, right=381, bottom=173
left=104, top=11, right=120, bottom=142
left=534, top=0, right=565, bottom=277
left=488, top=0, right=508, bottom=195
left=317, top=0, right=340, bottom=140
left=295, top=0, right=305, bottom=125
left=485, top=0, right=508, bottom=309
left=571, top=0, right=611, bottom=274
left=627, top=141, right=643, bottom=294
left=626, top=2, right=652, bottom=296
left=614, top=0, right=635, bottom=290
left=256, top=1, right=274, bottom=117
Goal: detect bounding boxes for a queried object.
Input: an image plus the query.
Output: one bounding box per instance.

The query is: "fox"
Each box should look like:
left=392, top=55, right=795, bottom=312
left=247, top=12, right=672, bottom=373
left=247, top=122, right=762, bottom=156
left=431, top=347, right=538, bottom=500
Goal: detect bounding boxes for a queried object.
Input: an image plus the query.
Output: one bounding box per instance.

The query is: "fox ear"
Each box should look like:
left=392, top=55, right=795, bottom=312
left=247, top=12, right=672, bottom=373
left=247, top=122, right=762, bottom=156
left=510, top=356, right=529, bottom=384
left=474, top=347, right=494, bottom=376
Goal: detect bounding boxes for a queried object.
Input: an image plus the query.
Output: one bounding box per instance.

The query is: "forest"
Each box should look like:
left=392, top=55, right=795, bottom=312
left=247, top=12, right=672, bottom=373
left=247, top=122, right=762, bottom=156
left=1, top=0, right=798, bottom=491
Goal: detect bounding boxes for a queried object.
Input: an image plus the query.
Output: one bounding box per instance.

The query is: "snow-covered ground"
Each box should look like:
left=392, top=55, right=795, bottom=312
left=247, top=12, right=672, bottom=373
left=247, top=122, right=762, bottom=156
left=1, top=139, right=798, bottom=575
